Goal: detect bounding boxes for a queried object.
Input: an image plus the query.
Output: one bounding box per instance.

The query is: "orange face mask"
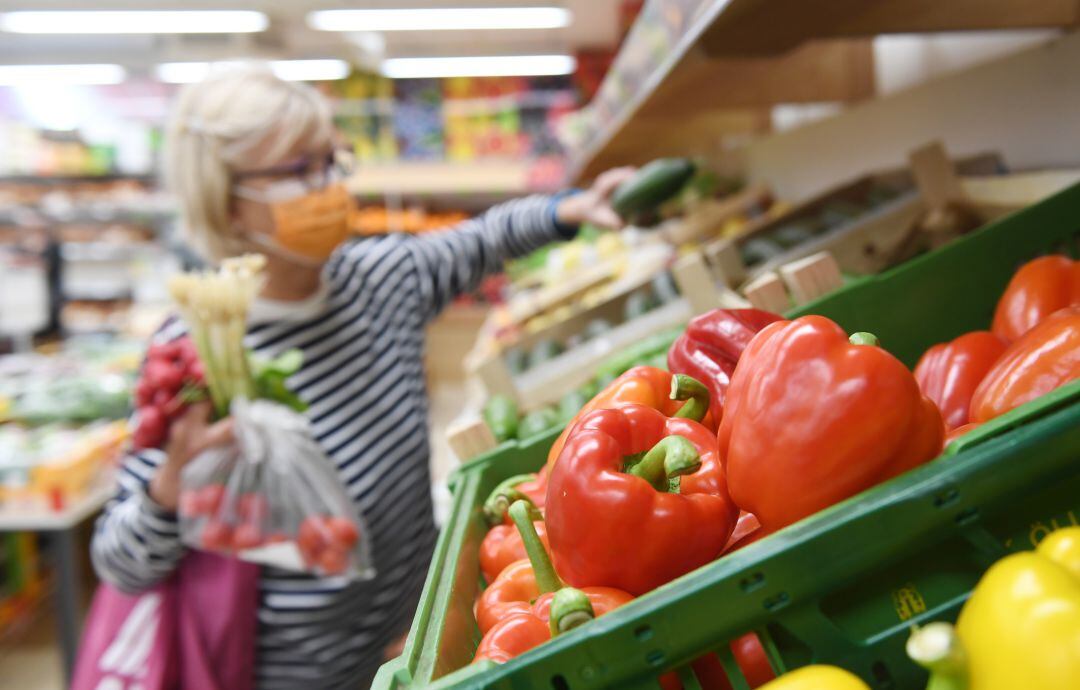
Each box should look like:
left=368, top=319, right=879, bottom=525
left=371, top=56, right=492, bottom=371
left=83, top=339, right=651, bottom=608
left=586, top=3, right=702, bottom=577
left=235, top=181, right=352, bottom=265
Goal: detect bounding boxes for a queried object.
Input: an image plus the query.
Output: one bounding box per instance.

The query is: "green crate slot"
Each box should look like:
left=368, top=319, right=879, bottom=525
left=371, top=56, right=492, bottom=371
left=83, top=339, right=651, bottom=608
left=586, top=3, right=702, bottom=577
left=377, top=181, right=1080, bottom=689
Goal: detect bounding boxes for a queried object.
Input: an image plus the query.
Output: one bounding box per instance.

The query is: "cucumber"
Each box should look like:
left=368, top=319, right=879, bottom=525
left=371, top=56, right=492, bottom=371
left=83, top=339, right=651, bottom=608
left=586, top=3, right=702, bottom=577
left=595, top=327, right=683, bottom=380
left=644, top=350, right=669, bottom=370
left=612, top=158, right=696, bottom=221
left=558, top=389, right=591, bottom=424
left=483, top=394, right=519, bottom=443
left=577, top=378, right=601, bottom=401
left=518, top=406, right=560, bottom=439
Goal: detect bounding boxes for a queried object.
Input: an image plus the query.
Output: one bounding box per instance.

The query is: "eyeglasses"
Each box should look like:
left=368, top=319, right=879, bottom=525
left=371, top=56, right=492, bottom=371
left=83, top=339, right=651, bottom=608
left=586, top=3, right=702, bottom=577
left=232, top=147, right=355, bottom=190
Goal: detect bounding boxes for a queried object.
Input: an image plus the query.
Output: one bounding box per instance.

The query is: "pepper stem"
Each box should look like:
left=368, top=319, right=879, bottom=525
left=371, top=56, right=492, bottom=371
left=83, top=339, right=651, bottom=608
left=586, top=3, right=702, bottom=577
left=628, top=435, right=702, bottom=491
left=670, top=374, right=710, bottom=422
left=508, top=500, right=562, bottom=594
left=906, top=623, right=969, bottom=690
left=849, top=332, right=880, bottom=347
left=483, top=474, right=539, bottom=526
left=549, top=588, right=595, bottom=636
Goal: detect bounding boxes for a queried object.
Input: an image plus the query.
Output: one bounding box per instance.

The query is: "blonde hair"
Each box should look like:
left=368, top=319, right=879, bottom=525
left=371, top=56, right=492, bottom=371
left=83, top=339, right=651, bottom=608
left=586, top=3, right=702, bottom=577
left=163, top=64, right=335, bottom=261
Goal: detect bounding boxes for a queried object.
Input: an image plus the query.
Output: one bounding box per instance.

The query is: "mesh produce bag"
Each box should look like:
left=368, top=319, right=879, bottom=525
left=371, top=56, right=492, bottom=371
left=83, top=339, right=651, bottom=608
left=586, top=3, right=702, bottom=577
left=178, top=397, right=374, bottom=579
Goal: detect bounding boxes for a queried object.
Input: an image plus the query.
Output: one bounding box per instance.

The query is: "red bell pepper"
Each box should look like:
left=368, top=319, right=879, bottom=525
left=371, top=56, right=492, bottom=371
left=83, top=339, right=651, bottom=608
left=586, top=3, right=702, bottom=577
left=667, top=308, right=784, bottom=420
left=658, top=633, right=776, bottom=690
left=475, top=501, right=632, bottom=634
left=944, top=422, right=980, bottom=447
left=545, top=366, right=715, bottom=470
left=479, top=508, right=550, bottom=584
left=482, top=472, right=548, bottom=527
left=992, top=254, right=1080, bottom=343
left=719, top=317, right=944, bottom=532
left=723, top=512, right=766, bottom=554
left=546, top=404, right=739, bottom=595
left=473, top=586, right=630, bottom=664
left=970, top=305, right=1080, bottom=423
left=913, top=330, right=1007, bottom=431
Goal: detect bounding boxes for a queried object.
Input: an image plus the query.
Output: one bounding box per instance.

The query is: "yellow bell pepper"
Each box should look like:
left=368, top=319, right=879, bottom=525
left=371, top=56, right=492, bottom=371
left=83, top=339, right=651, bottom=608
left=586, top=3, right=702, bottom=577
left=907, top=526, right=1080, bottom=690
left=757, top=665, right=870, bottom=690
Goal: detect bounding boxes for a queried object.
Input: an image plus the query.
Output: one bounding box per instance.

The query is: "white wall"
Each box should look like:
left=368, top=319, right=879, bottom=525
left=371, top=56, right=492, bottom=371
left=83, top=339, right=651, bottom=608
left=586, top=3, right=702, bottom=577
left=744, top=31, right=1080, bottom=200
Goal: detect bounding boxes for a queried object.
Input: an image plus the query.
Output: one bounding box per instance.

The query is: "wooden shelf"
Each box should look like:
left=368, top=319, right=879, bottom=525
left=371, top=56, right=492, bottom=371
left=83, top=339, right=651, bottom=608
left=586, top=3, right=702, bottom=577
left=568, top=0, right=1079, bottom=182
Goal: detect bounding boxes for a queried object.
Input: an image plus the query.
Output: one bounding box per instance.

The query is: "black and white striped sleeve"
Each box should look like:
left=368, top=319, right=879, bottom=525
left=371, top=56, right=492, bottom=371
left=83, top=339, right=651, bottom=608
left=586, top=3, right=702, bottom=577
left=402, top=194, right=576, bottom=321
left=90, top=448, right=187, bottom=593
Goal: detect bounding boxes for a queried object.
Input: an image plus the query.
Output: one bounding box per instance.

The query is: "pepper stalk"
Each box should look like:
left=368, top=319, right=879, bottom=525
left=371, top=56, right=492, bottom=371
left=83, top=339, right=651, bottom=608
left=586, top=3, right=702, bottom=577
left=907, top=622, right=969, bottom=690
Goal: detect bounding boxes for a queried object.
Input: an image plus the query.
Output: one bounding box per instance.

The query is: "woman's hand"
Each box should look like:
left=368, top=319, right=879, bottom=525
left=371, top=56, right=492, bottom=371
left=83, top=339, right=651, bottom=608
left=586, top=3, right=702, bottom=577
left=555, top=166, right=637, bottom=230
left=149, top=402, right=234, bottom=512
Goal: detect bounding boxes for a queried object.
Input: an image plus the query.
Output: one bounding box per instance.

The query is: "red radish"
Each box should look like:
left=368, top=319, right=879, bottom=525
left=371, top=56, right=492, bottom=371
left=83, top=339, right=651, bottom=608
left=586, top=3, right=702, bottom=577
left=133, top=406, right=167, bottom=449
left=178, top=490, right=203, bottom=516
left=198, top=484, right=226, bottom=516
left=201, top=521, right=233, bottom=551
left=265, top=533, right=289, bottom=544
left=187, top=360, right=206, bottom=385
left=318, top=548, right=349, bottom=575
left=327, top=516, right=359, bottom=548
left=159, top=341, right=183, bottom=362
left=298, top=517, right=329, bottom=552
left=144, top=360, right=183, bottom=392
left=232, top=523, right=264, bottom=550
left=238, top=493, right=269, bottom=525
left=134, top=379, right=154, bottom=407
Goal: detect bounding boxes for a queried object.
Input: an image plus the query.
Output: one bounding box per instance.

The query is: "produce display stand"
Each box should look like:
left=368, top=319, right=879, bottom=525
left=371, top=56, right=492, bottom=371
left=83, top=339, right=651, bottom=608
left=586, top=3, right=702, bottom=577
left=0, top=482, right=114, bottom=681
left=374, top=180, right=1080, bottom=689
left=467, top=243, right=683, bottom=408
left=689, top=157, right=1080, bottom=315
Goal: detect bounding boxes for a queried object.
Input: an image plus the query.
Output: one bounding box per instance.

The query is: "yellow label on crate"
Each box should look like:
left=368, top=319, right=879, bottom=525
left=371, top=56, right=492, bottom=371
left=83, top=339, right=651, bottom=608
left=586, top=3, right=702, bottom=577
left=892, top=583, right=927, bottom=621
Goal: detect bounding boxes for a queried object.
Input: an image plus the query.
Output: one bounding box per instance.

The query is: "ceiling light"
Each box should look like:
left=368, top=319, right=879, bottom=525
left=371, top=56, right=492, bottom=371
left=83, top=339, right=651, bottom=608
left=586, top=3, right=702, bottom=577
left=308, top=7, right=571, bottom=32
left=0, top=64, right=126, bottom=86
left=155, top=60, right=350, bottom=84
left=0, top=10, right=268, bottom=34
left=382, top=55, right=576, bottom=79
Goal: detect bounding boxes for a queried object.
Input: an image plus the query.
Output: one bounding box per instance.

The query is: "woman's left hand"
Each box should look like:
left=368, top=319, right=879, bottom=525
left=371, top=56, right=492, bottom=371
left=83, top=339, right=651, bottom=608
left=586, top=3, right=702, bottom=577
left=555, top=166, right=637, bottom=230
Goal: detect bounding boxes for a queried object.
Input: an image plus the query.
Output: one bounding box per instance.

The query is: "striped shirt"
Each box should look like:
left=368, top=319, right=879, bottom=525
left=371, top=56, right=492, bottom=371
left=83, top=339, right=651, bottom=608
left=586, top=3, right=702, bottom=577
left=91, top=195, right=576, bottom=689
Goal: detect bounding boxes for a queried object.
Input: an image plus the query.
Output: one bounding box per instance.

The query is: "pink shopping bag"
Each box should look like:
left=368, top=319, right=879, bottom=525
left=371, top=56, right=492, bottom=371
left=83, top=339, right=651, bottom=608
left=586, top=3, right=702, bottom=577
left=72, top=550, right=259, bottom=690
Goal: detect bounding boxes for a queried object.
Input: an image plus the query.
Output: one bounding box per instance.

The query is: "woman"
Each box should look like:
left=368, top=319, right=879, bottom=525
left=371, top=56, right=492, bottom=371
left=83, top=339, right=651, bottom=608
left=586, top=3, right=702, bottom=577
left=90, top=65, right=632, bottom=688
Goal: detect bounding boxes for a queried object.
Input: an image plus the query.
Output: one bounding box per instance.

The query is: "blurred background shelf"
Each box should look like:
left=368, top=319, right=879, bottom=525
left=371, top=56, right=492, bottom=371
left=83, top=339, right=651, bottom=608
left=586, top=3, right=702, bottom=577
left=347, top=161, right=535, bottom=197
left=568, top=0, right=1080, bottom=181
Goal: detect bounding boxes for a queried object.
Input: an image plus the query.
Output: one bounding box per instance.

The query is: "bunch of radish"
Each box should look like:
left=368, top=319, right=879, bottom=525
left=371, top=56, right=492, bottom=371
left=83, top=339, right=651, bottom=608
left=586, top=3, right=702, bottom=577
left=132, top=336, right=207, bottom=450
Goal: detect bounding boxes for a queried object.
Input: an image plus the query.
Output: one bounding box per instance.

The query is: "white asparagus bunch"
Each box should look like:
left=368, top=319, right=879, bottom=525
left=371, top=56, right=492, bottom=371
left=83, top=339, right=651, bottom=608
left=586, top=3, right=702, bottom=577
left=169, top=254, right=266, bottom=415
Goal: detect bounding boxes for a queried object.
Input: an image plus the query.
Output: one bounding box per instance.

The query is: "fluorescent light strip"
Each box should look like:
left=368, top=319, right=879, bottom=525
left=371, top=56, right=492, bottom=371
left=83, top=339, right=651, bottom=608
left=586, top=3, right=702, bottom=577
left=383, top=55, right=576, bottom=79
left=155, top=60, right=350, bottom=84
left=0, top=63, right=126, bottom=86
left=0, top=10, right=268, bottom=34
left=308, top=7, right=570, bottom=32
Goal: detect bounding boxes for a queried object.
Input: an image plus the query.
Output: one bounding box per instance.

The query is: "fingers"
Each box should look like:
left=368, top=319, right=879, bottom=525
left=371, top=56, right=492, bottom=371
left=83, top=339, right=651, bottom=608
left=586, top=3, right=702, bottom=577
left=171, top=401, right=214, bottom=434
left=589, top=206, right=624, bottom=231
left=592, top=166, right=637, bottom=199
left=197, top=418, right=235, bottom=455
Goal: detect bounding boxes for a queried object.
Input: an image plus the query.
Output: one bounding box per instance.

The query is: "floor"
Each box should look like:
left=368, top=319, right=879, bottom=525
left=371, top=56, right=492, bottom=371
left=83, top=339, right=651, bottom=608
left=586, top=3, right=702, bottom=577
left=0, top=380, right=472, bottom=690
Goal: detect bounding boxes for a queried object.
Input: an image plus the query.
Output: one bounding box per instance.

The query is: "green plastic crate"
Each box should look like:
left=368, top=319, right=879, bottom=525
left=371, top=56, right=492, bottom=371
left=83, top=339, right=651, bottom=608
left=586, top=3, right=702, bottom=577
left=378, top=182, right=1080, bottom=689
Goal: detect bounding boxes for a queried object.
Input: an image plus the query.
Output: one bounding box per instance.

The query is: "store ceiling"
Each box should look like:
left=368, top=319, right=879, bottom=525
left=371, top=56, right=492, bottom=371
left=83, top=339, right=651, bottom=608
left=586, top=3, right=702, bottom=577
left=0, top=1, right=624, bottom=76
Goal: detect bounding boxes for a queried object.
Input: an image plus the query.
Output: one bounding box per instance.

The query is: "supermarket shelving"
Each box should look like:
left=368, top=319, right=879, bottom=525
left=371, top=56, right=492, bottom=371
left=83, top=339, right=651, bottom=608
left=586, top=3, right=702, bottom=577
left=347, top=161, right=537, bottom=197
left=568, top=0, right=1080, bottom=181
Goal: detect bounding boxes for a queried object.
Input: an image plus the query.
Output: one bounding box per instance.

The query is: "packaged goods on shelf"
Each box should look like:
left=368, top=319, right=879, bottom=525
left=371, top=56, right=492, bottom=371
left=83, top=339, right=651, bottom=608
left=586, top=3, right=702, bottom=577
left=0, top=421, right=126, bottom=512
